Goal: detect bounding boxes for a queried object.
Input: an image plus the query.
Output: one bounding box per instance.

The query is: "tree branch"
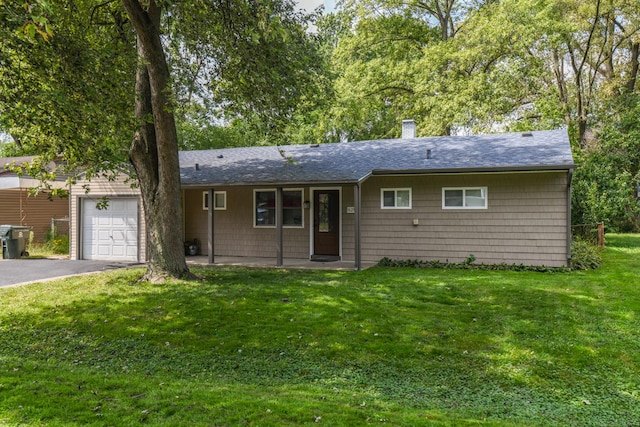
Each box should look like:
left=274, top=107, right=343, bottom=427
left=576, top=0, right=601, bottom=80
left=90, top=0, right=118, bottom=26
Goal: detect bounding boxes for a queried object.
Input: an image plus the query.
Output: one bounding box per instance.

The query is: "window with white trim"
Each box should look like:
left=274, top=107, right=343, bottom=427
left=203, top=191, right=227, bottom=210
left=254, top=189, right=303, bottom=227
left=442, top=187, right=487, bottom=209
left=381, top=188, right=412, bottom=209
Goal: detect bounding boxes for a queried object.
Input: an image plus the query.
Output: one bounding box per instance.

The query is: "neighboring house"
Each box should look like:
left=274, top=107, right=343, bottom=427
left=69, top=126, right=576, bottom=268
left=0, top=156, right=69, bottom=243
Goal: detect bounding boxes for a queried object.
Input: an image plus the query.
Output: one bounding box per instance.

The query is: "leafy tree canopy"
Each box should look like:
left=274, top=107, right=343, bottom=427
left=319, top=0, right=639, bottom=141
left=0, top=0, right=326, bottom=161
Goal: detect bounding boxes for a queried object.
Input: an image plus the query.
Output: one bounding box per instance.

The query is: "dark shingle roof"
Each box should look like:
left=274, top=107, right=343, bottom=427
left=179, top=129, right=575, bottom=187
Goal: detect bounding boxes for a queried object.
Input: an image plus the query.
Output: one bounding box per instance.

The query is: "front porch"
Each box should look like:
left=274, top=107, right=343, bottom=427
left=181, top=185, right=365, bottom=270
left=185, top=256, right=375, bottom=271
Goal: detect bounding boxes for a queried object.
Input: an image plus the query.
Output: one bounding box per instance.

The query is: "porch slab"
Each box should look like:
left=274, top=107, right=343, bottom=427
left=185, top=256, right=375, bottom=271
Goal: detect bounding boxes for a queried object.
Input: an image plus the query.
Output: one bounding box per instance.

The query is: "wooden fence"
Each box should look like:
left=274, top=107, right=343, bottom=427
left=572, top=222, right=605, bottom=247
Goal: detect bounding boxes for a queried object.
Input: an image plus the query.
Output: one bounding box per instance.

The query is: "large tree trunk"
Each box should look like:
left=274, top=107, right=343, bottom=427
left=122, top=0, right=190, bottom=282
left=625, top=42, right=639, bottom=93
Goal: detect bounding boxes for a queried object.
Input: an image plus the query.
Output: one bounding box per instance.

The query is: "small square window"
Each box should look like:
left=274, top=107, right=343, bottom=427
left=443, top=187, right=487, bottom=209
left=203, top=191, right=226, bottom=210
left=214, top=192, right=226, bottom=210
left=381, top=188, right=412, bottom=209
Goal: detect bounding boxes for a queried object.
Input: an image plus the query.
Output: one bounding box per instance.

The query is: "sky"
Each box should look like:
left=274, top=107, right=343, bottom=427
left=297, top=0, right=335, bottom=13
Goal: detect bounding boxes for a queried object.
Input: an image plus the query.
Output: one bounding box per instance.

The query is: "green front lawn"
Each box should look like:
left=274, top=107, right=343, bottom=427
left=1, top=235, right=639, bottom=426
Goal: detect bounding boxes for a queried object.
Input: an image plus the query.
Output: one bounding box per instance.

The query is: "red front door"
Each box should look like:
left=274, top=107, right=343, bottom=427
left=313, top=190, right=340, bottom=256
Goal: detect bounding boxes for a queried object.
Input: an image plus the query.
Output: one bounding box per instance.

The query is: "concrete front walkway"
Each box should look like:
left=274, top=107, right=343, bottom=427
left=185, top=256, right=375, bottom=271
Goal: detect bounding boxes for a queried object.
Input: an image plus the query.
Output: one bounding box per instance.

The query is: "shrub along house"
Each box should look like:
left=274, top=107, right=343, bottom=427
left=70, top=125, right=576, bottom=268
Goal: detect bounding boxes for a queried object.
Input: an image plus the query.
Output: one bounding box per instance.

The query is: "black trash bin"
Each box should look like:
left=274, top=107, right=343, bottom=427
left=0, top=225, right=32, bottom=259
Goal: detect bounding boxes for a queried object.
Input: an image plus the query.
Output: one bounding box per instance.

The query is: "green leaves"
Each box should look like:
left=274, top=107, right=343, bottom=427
left=148, top=0, right=328, bottom=148
left=571, top=95, right=640, bottom=231
left=1, top=0, right=55, bottom=42
left=0, top=0, right=136, bottom=180
left=323, top=0, right=564, bottom=138
left=21, top=15, right=53, bottom=42
left=319, top=0, right=640, bottom=140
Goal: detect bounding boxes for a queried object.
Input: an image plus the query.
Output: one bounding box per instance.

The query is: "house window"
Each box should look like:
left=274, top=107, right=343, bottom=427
left=282, top=190, right=303, bottom=226
left=255, top=190, right=276, bottom=226
left=381, top=188, right=412, bottom=209
left=203, top=191, right=226, bottom=210
left=442, top=187, right=487, bottom=209
left=254, top=189, right=303, bottom=227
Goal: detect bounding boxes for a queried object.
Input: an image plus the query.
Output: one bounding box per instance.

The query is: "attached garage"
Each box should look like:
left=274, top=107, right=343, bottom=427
left=69, top=177, right=146, bottom=263
left=82, top=198, right=139, bottom=261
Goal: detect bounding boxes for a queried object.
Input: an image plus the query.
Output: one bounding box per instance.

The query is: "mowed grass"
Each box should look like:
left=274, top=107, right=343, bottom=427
left=1, top=235, right=639, bottom=426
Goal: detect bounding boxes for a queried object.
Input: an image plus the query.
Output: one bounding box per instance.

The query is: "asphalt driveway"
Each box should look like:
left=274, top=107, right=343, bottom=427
left=0, top=259, right=139, bottom=287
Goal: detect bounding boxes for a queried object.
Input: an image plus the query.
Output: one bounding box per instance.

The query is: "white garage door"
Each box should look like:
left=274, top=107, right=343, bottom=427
left=82, top=198, right=138, bottom=262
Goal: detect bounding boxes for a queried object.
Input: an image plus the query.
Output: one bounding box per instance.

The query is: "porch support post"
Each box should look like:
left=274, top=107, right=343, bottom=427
left=208, top=188, right=215, bottom=264
left=276, top=186, right=283, bottom=266
left=354, top=183, right=362, bottom=271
